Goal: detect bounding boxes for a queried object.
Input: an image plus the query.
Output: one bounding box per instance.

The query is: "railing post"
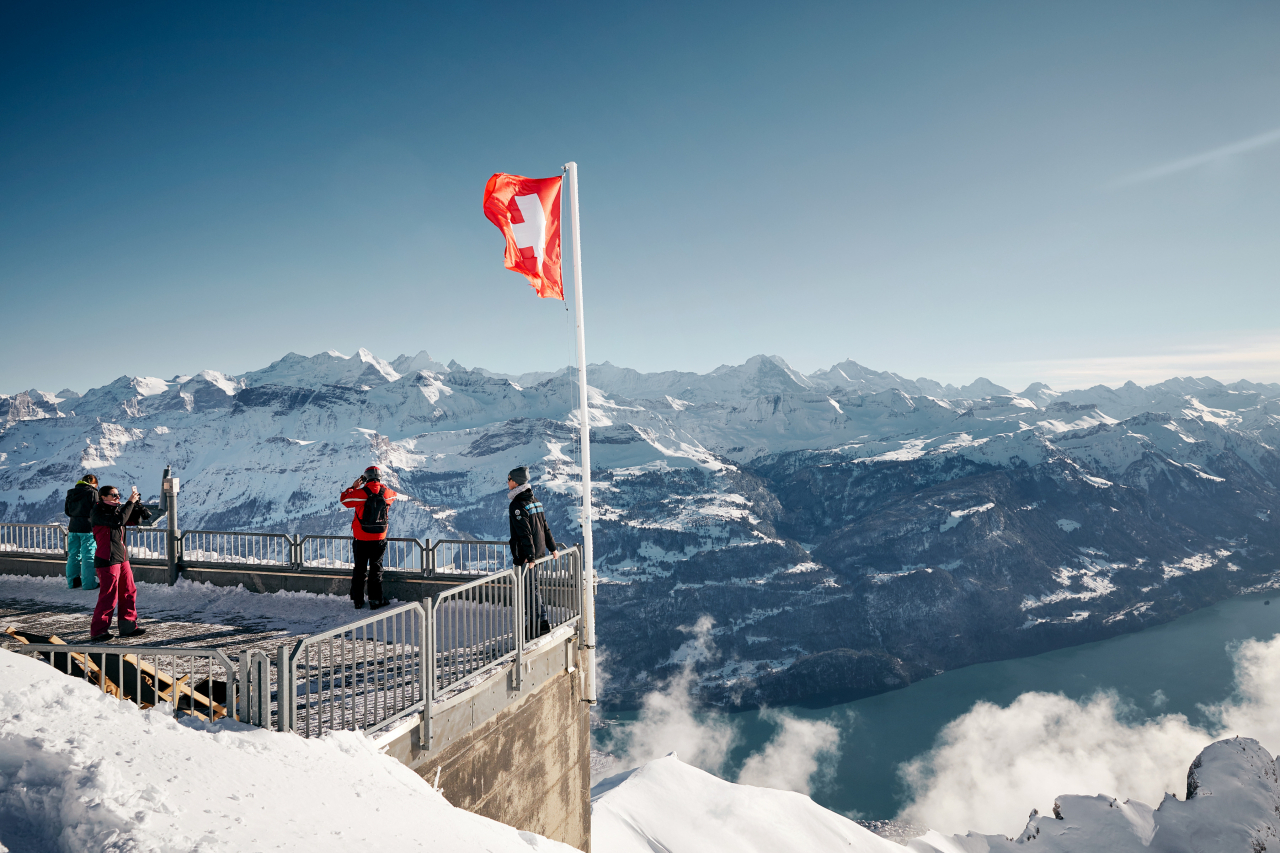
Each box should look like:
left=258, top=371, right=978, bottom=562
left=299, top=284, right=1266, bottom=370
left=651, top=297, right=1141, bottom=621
left=427, top=601, right=437, bottom=747
left=163, top=476, right=180, bottom=586
left=276, top=643, right=291, bottom=732
left=513, top=564, right=525, bottom=691
left=422, top=538, right=431, bottom=576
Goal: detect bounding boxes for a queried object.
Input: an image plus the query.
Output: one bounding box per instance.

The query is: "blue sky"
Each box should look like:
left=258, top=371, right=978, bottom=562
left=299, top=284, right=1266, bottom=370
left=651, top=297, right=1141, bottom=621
left=2, top=1, right=1279, bottom=395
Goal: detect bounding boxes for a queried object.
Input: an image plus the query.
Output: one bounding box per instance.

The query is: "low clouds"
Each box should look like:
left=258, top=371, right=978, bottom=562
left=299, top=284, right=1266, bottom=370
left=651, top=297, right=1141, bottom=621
left=737, top=710, right=841, bottom=796
left=601, top=615, right=842, bottom=798
left=604, top=616, right=738, bottom=775
left=898, top=633, right=1280, bottom=836
left=1006, top=332, right=1280, bottom=389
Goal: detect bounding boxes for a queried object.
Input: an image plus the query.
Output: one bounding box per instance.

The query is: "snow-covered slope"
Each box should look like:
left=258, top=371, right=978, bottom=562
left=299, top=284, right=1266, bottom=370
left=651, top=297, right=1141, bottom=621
left=4, top=350, right=1280, bottom=708
left=592, top=754, right=902, bottom=853
left=592, top=740, right=1280, bottom=853
left=0, top=649, right=573, bottom=853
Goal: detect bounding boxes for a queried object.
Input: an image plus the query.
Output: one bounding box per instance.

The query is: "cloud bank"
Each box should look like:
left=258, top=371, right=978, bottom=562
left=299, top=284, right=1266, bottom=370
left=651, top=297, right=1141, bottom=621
left=601, top=615, right=842, bottom=798
left=898, top=633, right=1280, bottom=836
left=737, top=709, right=841, bottom=796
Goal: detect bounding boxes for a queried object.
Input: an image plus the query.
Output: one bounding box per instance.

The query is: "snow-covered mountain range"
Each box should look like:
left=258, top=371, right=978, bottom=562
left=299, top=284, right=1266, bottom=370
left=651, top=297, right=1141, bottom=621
left=4, top=349, right=1280, bottom=706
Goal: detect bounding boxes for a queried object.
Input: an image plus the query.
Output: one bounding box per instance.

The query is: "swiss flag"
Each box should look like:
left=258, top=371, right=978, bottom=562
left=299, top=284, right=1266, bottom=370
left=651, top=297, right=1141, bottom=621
left=482, top=173, right=563, bottom=300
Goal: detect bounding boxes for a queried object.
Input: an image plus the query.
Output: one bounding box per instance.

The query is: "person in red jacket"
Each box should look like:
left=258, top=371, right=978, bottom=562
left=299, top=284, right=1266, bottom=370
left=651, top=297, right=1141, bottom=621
left=340, top=465, right=398, bottom=610
left=89, top=484, right=151, bottom=642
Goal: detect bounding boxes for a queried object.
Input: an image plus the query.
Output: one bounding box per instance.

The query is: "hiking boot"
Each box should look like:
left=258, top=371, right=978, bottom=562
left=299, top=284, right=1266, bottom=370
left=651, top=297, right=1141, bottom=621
left=370, top=599, right=390, bottom=611
left=69, top=577, right=82, bottom=589
left=89, top=632, right=113, bottom=643
left=354, top=600, right=365, bottom=610
left=538, top=618, right=552, bottom=636
left=119, top=620, right=146, bottom=638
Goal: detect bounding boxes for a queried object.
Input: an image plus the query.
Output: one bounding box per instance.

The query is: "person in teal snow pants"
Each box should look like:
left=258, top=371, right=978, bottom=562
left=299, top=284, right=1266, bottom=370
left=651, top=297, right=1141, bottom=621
left=63, top=474, right=99, bottom=589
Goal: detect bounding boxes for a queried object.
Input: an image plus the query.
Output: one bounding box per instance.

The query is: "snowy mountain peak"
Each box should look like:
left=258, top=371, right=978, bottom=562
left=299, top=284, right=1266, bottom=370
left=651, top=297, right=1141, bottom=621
left=958, top=377, right=1012, bottom=398
left=391, top=350, right=449, bottom=376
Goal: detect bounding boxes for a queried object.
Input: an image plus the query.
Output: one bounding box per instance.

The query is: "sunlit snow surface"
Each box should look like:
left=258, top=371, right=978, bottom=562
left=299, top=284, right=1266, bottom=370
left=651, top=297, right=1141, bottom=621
left=591, top=744, right=1280, bottom=853
left=0, top=650, right=574, bottom=853
left=591, top=754, right=902, bottom=853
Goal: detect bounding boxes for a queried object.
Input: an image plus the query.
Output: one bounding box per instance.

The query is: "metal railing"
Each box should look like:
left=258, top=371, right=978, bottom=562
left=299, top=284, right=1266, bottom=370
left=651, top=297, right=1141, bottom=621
left=297, top=535, right=425, bottom=572
left=9, top=545, right=584, bottom=742
left=125, top=528, right=168, bottom=564
left=282, top=602, right=428, bottom=738
left=431, top=539, right=512, bottom=575
left=433, top=568, right=521, bottom=694
left=0, top=523, right=67, bottom=556
left=0, top=522, right=517, bottom=577
left=21, top=642, right=239, bottom=722
left=181, top=530, right=293, bottom=567
left=524, top=550, right=584, bottom=643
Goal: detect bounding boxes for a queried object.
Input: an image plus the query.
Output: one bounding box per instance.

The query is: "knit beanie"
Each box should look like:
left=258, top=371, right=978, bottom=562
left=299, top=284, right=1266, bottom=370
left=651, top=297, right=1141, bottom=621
left=507, top=466, right=529, bottom=485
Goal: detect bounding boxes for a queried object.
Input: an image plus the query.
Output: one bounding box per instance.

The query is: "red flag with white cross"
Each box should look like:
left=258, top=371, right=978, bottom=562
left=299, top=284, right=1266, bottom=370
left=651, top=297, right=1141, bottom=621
left=482, top=173, right=564, bottom=300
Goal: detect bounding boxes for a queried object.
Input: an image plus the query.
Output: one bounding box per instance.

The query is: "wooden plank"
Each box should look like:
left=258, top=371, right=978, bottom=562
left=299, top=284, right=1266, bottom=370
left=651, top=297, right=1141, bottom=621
left=7, top=627, right=223, bottom=719
left=156, top=674, right=189, bottom=704
left=123, top=654, right=226, bottom=720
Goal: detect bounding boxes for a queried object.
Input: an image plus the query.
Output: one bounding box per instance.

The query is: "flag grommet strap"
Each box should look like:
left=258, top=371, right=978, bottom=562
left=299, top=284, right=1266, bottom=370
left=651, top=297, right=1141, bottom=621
left=482, top=173, right=564, bottom=300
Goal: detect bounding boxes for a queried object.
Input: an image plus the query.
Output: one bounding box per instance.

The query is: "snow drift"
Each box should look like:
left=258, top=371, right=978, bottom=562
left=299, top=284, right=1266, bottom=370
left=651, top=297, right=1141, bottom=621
left=0, top=649, right=573, bottom=853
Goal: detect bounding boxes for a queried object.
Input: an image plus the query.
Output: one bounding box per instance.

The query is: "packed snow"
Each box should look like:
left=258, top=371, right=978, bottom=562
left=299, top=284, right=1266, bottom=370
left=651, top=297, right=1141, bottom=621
left=0, top=649, right=574, bottom=853
left=0, top=574, right=361, bottom=635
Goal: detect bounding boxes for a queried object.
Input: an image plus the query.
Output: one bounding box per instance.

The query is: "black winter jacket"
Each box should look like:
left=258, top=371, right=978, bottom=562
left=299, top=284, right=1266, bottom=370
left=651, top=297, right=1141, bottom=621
left=508, top=487, right=558, bottom=565
left=91, top=498, right=149, bottom=567
left=64, top=481, right=99, bottom=534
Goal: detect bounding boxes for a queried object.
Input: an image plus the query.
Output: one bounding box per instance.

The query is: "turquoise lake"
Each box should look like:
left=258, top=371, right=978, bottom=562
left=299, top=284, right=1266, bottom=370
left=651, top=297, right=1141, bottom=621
left=595, top=592, right=1280, bottom=819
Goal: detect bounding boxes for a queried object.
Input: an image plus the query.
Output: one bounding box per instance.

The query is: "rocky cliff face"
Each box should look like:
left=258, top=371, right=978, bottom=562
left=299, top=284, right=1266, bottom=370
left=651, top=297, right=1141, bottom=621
left=3, top=350, right=1279, bottom=707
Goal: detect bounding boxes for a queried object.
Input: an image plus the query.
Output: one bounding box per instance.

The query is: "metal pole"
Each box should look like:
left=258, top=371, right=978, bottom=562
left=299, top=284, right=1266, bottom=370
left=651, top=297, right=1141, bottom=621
left=163, top=474, right=180, bottom=586
left=563, top=161, right=596, bottom=705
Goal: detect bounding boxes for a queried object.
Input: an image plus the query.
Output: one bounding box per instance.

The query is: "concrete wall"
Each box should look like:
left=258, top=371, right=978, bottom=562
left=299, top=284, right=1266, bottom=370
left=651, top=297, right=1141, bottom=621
left=380, top=631, right=592, bottom=851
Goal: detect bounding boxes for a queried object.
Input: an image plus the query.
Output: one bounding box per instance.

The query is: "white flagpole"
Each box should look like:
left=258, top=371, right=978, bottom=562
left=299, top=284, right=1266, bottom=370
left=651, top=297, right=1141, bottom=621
left=564, top=161, right=596, bottom=705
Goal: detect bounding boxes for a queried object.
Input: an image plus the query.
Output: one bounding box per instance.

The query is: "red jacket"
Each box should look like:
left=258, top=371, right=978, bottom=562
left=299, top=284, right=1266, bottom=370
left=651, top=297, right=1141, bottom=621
left=340, top=482, right=398, bottom=541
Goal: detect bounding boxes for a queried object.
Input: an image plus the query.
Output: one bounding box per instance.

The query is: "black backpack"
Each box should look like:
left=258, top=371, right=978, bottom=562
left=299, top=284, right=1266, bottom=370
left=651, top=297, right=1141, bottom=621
left=359, top=485, right=388, bottom=534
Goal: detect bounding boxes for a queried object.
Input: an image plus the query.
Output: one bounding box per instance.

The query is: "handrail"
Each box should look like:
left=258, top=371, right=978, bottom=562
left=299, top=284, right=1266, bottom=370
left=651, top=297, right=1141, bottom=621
left=22, top=641, right=239, bottom=721
left=431, top=545, right=584, bottom=694
left=297, top=534, right=426, bottom=573
left=13, top=545, right=583, bottom=743
left=180, top=529, right=294, bottom=567
left=430, top=538, right=512, bottom=576
left=284, top=602, right=428, bottom=738
left=0, top=521, right=514, bottom=577
left=432, top=567, right=521, bottom=694
left=0, top=523, right=67, bottom=556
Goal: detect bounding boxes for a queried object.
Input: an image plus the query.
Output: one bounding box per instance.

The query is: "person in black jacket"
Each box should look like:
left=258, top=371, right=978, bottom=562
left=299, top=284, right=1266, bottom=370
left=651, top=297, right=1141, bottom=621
left=89, top=484, right=151, bottom=642
left=507, top=466, right=559, bottom=636
left=63, top=474, right=99, bottom=589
